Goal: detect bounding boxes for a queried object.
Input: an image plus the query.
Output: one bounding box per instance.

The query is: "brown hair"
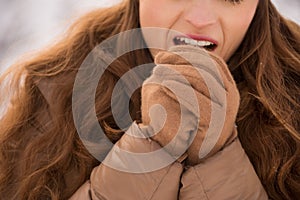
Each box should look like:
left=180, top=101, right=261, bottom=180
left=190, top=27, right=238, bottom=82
left=0, top=0, right=299, bottom=199
left=228, top=1, right=300, bottom=199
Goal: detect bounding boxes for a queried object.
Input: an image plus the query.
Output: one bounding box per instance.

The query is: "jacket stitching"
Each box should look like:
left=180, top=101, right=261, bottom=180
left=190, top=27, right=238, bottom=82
left=193, top=167, right=209, bottom=200
left=148, top=163, right=180, bottom=200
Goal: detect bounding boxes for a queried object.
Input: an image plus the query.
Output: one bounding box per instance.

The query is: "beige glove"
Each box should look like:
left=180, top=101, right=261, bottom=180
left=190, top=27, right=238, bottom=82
left=141, top=45, right=240, bottom=165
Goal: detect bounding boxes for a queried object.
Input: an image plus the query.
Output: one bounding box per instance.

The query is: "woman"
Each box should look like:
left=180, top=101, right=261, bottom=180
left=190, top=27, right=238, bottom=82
left=0, top=0, right=299, bottom=199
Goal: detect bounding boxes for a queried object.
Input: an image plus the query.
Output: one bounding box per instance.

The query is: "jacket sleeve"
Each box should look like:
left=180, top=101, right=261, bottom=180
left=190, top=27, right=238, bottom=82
left=179, top=138, right=268, bottom=200
left=69, top=122, right=184, bottom=200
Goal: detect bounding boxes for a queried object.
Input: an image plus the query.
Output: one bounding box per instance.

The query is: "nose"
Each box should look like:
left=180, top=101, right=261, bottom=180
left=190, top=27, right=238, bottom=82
left=184, top=1, right=217, bottom=28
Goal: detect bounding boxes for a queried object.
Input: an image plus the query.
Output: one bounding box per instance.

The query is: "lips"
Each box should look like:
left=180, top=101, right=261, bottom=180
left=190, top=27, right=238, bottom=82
left=173, top=34, right=218, bottom=51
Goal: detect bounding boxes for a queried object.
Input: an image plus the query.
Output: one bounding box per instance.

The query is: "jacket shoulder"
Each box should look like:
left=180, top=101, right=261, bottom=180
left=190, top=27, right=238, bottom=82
left=179, top=139, right=268, bottom=200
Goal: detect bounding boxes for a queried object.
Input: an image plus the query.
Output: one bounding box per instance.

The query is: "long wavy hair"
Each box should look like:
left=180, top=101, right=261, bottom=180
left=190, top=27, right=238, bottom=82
left=0, top=0, right=299, bottom=199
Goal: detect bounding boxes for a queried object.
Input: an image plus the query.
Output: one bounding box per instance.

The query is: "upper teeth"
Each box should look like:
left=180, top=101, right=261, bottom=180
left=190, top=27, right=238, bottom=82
left=179, top=37, right=214, bottom=47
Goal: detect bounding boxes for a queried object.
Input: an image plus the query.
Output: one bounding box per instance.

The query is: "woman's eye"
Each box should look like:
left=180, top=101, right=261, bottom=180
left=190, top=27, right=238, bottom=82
left=225, top=0, right=243, bottom=5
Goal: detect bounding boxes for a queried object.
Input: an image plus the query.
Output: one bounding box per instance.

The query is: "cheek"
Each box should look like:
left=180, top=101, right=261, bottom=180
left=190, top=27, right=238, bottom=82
left=139, top=0, right=162, bottom=55
left=139, top=0, right=181, bottom=55
left=230, top=18, right=252, bottom=47
left=139, top=0, right=183, bottom=28
left=222, top=3, right=258, bottom=60
left=139, top=0, right=164, bottom=28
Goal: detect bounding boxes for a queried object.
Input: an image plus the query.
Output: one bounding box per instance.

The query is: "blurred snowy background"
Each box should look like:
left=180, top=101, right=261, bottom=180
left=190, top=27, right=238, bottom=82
left=0, top=0, right=299, bottom=74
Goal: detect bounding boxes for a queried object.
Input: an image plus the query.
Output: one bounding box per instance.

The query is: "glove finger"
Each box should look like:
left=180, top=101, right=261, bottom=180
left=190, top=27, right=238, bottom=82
left=147, top=65, right=228, bottom=108
left=155, top=45, right=237, bottom=91
left=167, top=45, right=235, bottom=85
left=142, top=82, right=198, bottom=157
left=142, top=79, right=237, bottom=162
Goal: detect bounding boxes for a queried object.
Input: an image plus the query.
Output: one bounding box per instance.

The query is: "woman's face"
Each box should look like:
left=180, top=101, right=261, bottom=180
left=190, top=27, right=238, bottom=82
left=139, top=0, right=259, bottom=61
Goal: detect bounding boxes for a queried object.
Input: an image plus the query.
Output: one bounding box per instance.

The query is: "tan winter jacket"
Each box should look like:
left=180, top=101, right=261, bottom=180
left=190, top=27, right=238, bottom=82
left=70, top=46, right=268, bottom=200
left=70, top=123, right=267, bottom=200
